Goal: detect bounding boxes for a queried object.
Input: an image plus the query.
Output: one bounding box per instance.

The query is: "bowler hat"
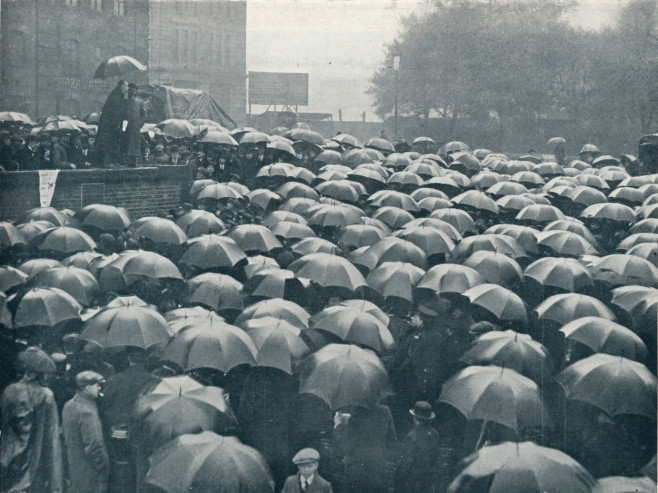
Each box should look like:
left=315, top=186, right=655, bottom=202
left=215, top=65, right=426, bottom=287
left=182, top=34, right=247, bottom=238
left=292, top=448, right=320, bottom=464
left=75, top=370, right=105, bottom=388
left=410, top=401, right=435, bottom=420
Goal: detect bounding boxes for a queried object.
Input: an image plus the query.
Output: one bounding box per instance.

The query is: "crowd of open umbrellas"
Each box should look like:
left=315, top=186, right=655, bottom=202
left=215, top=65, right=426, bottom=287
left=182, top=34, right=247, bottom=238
left=1, top=132, right=657, bottom=493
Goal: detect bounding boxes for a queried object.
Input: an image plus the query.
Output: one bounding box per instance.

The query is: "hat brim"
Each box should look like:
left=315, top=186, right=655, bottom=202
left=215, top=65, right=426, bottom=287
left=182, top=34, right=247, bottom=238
left=409, top=409, right=435, bottom=420
left=293, top=459, right=319, bottom=465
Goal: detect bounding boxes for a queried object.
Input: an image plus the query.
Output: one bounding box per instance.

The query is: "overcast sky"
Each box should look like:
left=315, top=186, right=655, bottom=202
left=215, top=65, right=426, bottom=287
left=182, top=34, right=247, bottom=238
left=246, top=0, right=624, bottom=121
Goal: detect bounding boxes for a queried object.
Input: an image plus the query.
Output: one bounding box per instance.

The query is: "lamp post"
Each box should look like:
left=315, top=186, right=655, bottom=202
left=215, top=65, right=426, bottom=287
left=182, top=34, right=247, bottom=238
left=392, top=48, right=401, bottom=141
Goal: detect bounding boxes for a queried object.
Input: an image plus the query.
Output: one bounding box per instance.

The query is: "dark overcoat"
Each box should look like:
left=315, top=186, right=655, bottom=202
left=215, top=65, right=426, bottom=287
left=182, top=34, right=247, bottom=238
left=395, top=422, right=442, bottom=493
left=97, top=88, right=126, bottom=157
left=281, top=472, right=333, bottom=493
left=0, top=380, right=63, bottom=492
left=122, top=97, right=144, bottom=158
left=62, top=393, right=109, bottom=493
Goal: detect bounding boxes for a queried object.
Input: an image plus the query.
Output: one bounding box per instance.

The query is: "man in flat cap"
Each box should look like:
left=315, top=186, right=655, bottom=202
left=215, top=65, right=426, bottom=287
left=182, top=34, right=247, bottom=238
left=62, top=371, right=109, bottom=493
left=0, top=347, right=63, bottom=493
left=281, top=448, right=333, bottom=493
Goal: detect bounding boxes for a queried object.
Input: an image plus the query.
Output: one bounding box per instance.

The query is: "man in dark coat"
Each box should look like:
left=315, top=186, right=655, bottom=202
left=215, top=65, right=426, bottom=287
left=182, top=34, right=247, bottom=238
left=99, top=350, right=159, bottom=433
left=333, top=404, right=397, bottom=493
left=237, top=367, right=296, bottom=489
left=67, top=134, right=92, bottom=168
left=395, top=401, right=442, bottom=493
left=0, top=347, right=63, bottom=493
left=49, top=132, right=75, bottom=169
left=121, top=84, right=144, bottom=167
left=281, top=448, right=333, bottom=493
left=62, top=371, right=109, bottom=493
left=97, top=80, right=128, bottom=168
left=15, top=136, right=47, bottom=170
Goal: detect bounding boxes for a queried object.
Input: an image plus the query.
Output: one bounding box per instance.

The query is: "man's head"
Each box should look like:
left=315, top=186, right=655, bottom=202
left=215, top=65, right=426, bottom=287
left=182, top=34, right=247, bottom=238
left=118, top=79, right=129, bottom=96
left=3, top=384, right=33, bottom=435
left=168, top=145, right=180, bottom=161
left=410, top=400, right=435, bottom=424
left=468, top=320, right=499, bottom=340
left=128, top=83, right=138, bottom=98
left=126, top=348, right=148, bottom=366
left=19, top=347, right=56, bottom=384
left=27, top=135, right=40, bottom=149
left=76, top=371, right=105, bottom=400
left=292, top=448, right=320, bottom=478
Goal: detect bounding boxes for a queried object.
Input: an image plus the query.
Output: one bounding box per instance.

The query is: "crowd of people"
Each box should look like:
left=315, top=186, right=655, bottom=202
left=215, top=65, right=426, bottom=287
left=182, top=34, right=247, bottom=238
left=0, top=115, right=657, bottom=493
left=2, top=80, right=657, bottom=179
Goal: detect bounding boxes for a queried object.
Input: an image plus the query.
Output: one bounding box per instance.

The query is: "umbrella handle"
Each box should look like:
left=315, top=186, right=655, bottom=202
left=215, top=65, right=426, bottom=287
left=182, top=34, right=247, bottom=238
left=474, top=420, right=488, bottom=452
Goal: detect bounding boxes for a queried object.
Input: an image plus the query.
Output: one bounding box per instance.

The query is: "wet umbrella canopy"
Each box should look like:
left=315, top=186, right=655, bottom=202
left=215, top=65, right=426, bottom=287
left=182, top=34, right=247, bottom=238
left=311, top=306, right=395, bottom=353
left=14, top=287, right=82, bottom=328
left=297, top=343, right=392, bottom=410
left=93, top=55, right=146, bottom=78
left=162, top=318, right=258, bottom=373
left=439, top=365, right=546, bottom=433
left=80, top=305, right=173, bottom=349
left=288, top=253, right=368, bottom=291
left=461, top=330, right=553, bottom=384
left=242, top=316, right=312, bottom=374
left=556, top=354, right=656, bottom=419
left=448, top=441, right=595, bottom=493
left=145, top=432, right=274, bottom=493
left=135, top=385, right=237, bottom=449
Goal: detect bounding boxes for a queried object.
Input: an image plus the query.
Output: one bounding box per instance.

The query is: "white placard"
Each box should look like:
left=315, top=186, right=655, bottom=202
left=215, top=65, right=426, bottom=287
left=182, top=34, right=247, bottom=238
left=38, top=170, right=59, bottom=207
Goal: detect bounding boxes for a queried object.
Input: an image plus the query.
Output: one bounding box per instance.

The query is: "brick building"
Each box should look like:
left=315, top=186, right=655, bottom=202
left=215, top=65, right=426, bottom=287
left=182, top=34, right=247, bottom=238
left=148, top=0, right=247, bottom=123
left=0, top=0, right=246, bottom=123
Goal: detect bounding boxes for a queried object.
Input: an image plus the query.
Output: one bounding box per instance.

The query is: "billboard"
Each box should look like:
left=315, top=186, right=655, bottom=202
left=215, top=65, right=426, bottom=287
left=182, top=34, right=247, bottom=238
left=248, top=72, right=309, bottom=106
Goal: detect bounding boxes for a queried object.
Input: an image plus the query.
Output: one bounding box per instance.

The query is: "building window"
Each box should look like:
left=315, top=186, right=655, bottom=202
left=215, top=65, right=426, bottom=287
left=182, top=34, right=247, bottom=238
left=65, top=0, right=79, bottom=6
left=91, top=0, right=101, bottom=11
left=113, top=0, right=124, bottom=16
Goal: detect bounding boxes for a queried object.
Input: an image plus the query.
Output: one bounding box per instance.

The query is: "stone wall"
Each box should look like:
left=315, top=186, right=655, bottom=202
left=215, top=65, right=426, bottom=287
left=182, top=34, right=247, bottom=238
left=0, top=165, right=190, bottom=222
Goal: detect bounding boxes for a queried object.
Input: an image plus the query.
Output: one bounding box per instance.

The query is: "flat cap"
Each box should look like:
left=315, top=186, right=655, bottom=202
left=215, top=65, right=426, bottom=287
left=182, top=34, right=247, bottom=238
left=292, top=448, right=320, bottom=464
left=75, top=371, right=105, bottom=388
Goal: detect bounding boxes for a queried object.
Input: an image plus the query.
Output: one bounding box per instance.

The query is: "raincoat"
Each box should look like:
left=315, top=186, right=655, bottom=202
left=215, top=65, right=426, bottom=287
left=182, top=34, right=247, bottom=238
left=62, top=393, right=109, bottom=493
left=0, top=379, right=63, bottom=493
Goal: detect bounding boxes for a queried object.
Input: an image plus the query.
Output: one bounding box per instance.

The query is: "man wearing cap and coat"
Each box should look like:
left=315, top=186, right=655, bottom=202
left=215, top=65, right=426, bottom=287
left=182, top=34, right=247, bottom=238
left=0, top=347, right=63, bottom=493
left=121, top=83, right=145, bottom=167
left=62, top=371, right=109, bottom=493
left=395, top=401, right=442, bottom=493
left=282, top=448, right=333, bottom=493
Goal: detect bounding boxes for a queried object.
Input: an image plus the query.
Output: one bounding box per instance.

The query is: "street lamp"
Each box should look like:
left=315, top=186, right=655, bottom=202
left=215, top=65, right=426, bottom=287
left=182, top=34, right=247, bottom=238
left=392, top=48, right=401, bottom=141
